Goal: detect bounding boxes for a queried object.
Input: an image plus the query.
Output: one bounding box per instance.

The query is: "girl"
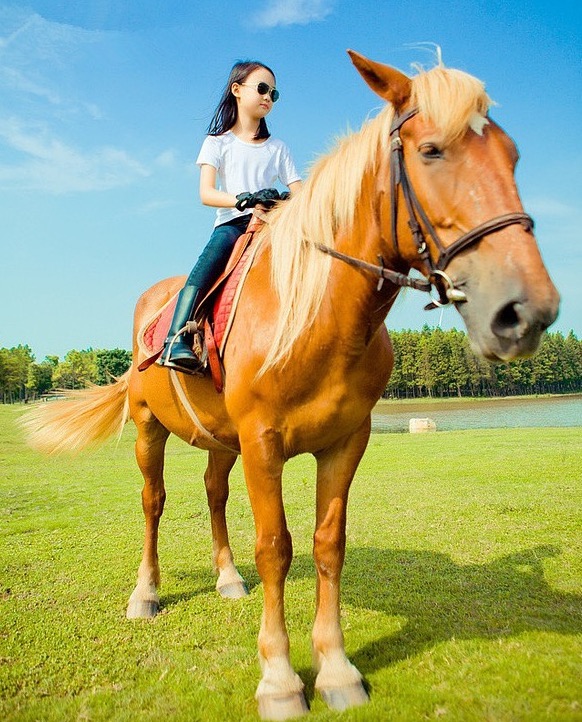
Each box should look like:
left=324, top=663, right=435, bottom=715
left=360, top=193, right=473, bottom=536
left=158, top=60, right=302, bottom=373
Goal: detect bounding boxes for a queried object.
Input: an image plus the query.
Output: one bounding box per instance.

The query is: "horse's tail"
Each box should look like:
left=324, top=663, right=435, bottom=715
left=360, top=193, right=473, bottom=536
left=19, top=370, right=132, bottom=455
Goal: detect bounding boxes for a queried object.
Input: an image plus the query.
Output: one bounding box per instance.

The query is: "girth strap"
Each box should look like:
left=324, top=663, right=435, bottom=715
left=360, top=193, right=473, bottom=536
left=169, top=369, right=238, bottom=453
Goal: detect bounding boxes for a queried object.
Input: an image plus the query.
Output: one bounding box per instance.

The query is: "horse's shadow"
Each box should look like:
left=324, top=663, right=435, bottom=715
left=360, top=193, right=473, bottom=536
left=163, top=544, right=582, bottom=678
left=314, top=545, right=581, bottom=676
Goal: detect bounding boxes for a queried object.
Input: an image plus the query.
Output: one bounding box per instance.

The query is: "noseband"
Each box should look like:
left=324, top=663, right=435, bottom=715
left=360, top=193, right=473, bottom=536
left=315, top=107, right=534, bottom=309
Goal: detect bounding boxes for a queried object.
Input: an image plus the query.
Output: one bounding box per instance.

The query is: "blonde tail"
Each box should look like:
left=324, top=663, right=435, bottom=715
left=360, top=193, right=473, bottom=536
left=19, top=371, right=132, bottom=455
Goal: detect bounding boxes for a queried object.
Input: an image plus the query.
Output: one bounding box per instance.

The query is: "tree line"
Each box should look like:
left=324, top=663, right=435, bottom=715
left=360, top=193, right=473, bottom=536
left=1, top=328, right=581, bottom=403
left=0, top=347, right=132, bottom=403
left=386, top=327, right=582, bottom=398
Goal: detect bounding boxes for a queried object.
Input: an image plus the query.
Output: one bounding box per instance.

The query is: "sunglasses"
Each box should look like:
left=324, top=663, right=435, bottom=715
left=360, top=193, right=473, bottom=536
left=239, top=82, right=280, bottom=103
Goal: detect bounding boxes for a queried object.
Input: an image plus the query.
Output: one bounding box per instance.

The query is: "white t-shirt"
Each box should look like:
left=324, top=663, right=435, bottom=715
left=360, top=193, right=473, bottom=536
left=196, top=131, right=301, bottom=226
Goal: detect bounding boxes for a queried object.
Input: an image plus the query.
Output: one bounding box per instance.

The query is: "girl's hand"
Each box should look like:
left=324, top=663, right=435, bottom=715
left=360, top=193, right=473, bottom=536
left=235, top=188, right=281, bottom=211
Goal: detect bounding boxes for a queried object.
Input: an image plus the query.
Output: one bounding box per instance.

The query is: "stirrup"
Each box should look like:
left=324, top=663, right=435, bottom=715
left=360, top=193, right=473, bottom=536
left=157, top=325, right=206, bottom=375
left=158, top=351, right=205, bottom=375
left=159, top=357, right=205, bottom=376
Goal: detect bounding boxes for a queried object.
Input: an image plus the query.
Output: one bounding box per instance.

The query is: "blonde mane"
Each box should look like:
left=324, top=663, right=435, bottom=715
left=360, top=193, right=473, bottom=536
left=261, top=63, right=492, bottom=373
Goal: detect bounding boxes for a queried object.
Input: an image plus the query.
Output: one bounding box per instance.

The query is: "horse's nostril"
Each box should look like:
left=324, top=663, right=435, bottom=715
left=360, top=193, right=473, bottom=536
left=496, top=302, right=520, bottom=327
left=491, top=301, right=529, bottom=340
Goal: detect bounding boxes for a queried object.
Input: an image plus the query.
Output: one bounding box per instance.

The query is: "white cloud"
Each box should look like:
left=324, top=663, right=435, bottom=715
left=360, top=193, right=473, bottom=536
left=0, top=66, right=62, bottom=104
left=0, top=118, right=149, bottom=193
left=253, top=0, right=335, bottom=28
left=0, top=9, right=148, bottom=193
left=522, top=196, right=581, bottom=260
left=525, top=197, right=578, bottom=219
left=0, top=8, right=105, bottom=121
left=155, top=149, right=178, bottom=168
left=82, top=102, right=104, bottom=121
left=0, top=6, right=99, bottom=57
left=135, top=199, right=178, bottom=215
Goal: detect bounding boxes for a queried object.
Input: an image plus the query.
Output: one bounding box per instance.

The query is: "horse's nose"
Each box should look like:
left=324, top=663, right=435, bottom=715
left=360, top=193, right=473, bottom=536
left=491, top=297, right=559, bottom=341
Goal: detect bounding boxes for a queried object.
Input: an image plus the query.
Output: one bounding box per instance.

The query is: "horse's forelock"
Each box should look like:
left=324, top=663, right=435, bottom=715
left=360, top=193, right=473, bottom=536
left=410, top=66, right=492, bottom=143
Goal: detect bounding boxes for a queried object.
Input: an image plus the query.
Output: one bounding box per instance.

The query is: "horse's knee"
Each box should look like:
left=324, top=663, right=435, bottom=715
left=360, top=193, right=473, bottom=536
left=256, top=530, right=293, bottom=579
left=313, top=527, right=346, bottom=579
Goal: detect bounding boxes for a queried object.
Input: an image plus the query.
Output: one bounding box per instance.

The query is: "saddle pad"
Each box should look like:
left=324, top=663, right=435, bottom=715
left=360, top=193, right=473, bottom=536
left=136, top=230, right=262, bottom=373
left=212, top=237, right=261, bottom=353
left=137, top=295, right=178, bottom=370
left=144, top=298, right=177, bottom=353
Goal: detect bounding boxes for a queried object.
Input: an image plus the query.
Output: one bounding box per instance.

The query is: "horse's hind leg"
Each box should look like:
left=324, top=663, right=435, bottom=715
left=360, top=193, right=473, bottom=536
left=126, top=408, right=170, bottom=619
left=204, top=450, right=248, bottom=599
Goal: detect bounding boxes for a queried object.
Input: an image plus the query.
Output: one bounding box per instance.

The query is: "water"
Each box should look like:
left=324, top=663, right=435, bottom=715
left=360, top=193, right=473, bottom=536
left=371, top=395, right=582, bottom=433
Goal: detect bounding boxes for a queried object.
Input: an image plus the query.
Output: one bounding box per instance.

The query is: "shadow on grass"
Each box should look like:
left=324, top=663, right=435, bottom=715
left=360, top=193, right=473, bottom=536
left=159, top=565, right=262, bottom=608
left=159, top=543, right=582, bottom=680
left=338, top=544, right=582, bottom=675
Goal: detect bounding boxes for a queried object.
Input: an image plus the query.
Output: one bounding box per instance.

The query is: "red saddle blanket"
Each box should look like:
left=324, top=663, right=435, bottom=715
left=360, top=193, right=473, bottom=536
left=137, top=220, right=263, bottom=391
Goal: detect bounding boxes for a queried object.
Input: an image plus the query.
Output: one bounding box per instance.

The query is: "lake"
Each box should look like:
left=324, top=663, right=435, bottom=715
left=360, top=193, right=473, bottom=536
left=371, top=395, right=582, bottom=433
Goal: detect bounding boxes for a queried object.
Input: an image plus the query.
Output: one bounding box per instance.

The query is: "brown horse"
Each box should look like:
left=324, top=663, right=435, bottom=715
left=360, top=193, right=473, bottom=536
left=21, top=51, right=559, bottom=719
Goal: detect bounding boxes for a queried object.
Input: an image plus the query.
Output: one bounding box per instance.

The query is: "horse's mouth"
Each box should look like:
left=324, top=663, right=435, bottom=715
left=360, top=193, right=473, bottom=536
left=460, top=287, right=560, bottom=363
left=469, top=325, right=548, bottom=363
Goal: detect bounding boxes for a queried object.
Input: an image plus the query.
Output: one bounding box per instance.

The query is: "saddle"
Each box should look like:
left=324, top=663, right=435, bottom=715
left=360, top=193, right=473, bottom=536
left=137, top=215, right=264, bottom=392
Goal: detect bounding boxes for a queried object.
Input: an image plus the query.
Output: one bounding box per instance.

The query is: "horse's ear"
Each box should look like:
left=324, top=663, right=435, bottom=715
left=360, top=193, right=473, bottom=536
left=347, top=50, right=411, bottom=109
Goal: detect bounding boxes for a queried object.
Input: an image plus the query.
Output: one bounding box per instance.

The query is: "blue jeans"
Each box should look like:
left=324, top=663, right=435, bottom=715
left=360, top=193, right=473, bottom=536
left=185, top=214, right=251, bottom=293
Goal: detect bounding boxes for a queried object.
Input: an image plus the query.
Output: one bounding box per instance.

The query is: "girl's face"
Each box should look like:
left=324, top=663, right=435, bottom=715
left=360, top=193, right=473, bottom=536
left=232, top=67, right=277, bottom=120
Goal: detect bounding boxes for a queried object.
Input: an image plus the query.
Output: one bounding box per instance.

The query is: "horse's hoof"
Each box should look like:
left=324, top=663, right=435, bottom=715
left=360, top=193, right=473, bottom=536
left=217, top=581, right=249, bottom=599
left=126, top=599, right=159, bottom=619
left=319, top=682, right=369, bottom=711
left=257, top=691, right=309, bottom=721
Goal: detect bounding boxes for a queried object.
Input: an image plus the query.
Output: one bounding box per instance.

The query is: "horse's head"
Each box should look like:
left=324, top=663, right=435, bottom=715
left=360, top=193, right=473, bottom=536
left=349, top=50, right=560, bottom=361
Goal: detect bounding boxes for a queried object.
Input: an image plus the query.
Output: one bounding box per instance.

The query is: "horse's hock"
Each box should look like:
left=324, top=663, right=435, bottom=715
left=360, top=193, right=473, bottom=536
left=409, top=417, right=437, bottom=433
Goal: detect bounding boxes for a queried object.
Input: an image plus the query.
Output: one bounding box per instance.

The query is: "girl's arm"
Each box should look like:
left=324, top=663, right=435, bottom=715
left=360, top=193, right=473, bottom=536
left=200, top=164, right=303, bottom=208
left=199, top=164, right=238, bottom=208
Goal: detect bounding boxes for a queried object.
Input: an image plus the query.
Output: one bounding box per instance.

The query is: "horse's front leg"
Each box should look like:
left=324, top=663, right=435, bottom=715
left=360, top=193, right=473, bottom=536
left=126, top=409, right=170, bottom=619
left=240, top=431, right=308, bottom=721
left=204, top=450, right=248, bottom=599
left=312, top=419, right=371, bottom=710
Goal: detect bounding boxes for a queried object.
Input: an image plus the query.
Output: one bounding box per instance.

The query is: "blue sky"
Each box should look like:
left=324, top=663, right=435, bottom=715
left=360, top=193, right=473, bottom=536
left=1, top=0, right=580, bottom=361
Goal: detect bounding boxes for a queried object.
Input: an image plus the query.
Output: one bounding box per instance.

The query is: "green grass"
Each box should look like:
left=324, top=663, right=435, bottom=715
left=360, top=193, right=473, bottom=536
left=1, top=404, right=581, bottom=721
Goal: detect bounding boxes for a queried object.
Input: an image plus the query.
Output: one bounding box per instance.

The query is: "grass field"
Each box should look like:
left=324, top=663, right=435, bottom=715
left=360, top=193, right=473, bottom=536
left=1, top=403, right=581, bottom=721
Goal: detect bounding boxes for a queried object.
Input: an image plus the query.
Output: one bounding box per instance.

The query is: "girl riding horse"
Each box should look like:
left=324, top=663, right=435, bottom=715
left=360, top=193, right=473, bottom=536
left=158, top=60, right=301, bottom=373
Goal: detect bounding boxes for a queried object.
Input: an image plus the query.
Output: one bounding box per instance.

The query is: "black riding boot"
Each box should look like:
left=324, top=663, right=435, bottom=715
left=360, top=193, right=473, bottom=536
left=157, top=285, right=202, bottom=373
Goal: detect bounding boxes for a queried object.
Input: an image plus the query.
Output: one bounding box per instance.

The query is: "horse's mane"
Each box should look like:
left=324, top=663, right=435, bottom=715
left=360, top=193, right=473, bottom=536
left=260, top=63, right=492, bottom=373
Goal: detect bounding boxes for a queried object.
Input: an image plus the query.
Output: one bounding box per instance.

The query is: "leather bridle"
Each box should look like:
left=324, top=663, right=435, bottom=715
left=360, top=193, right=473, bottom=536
left=316, top=107, right=535, bottom=309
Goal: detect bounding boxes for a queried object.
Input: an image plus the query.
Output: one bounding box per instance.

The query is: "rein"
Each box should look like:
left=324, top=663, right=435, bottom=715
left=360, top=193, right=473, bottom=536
left=314, top=107, right=535, bottom=309
left=312, top=243, right=431, bottom=293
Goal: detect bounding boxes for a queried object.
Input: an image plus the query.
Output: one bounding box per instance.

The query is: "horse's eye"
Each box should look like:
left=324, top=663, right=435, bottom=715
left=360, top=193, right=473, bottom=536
left=419, top=144, right=443, bottom=160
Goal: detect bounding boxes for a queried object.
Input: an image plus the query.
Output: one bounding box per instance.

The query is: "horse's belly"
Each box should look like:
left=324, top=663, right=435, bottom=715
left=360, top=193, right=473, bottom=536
left=139, top=367, right=240, bottom=452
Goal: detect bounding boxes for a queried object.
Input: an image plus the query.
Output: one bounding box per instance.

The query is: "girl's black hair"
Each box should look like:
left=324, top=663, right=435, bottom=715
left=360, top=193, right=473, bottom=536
left=207, top=61, right=276, bottom=140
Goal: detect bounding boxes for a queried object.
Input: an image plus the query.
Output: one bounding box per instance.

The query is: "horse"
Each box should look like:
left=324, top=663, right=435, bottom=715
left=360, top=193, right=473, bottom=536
left=20, top=50, right=559, bottom=720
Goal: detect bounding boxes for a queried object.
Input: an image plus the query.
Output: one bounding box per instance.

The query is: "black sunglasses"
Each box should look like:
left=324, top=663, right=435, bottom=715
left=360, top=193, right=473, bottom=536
left=240, top=82, right=280, bottom=103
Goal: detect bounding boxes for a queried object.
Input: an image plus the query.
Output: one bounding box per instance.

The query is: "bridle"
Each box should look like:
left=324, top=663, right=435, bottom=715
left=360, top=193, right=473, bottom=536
left=316, top=107, right=535, bottom=309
